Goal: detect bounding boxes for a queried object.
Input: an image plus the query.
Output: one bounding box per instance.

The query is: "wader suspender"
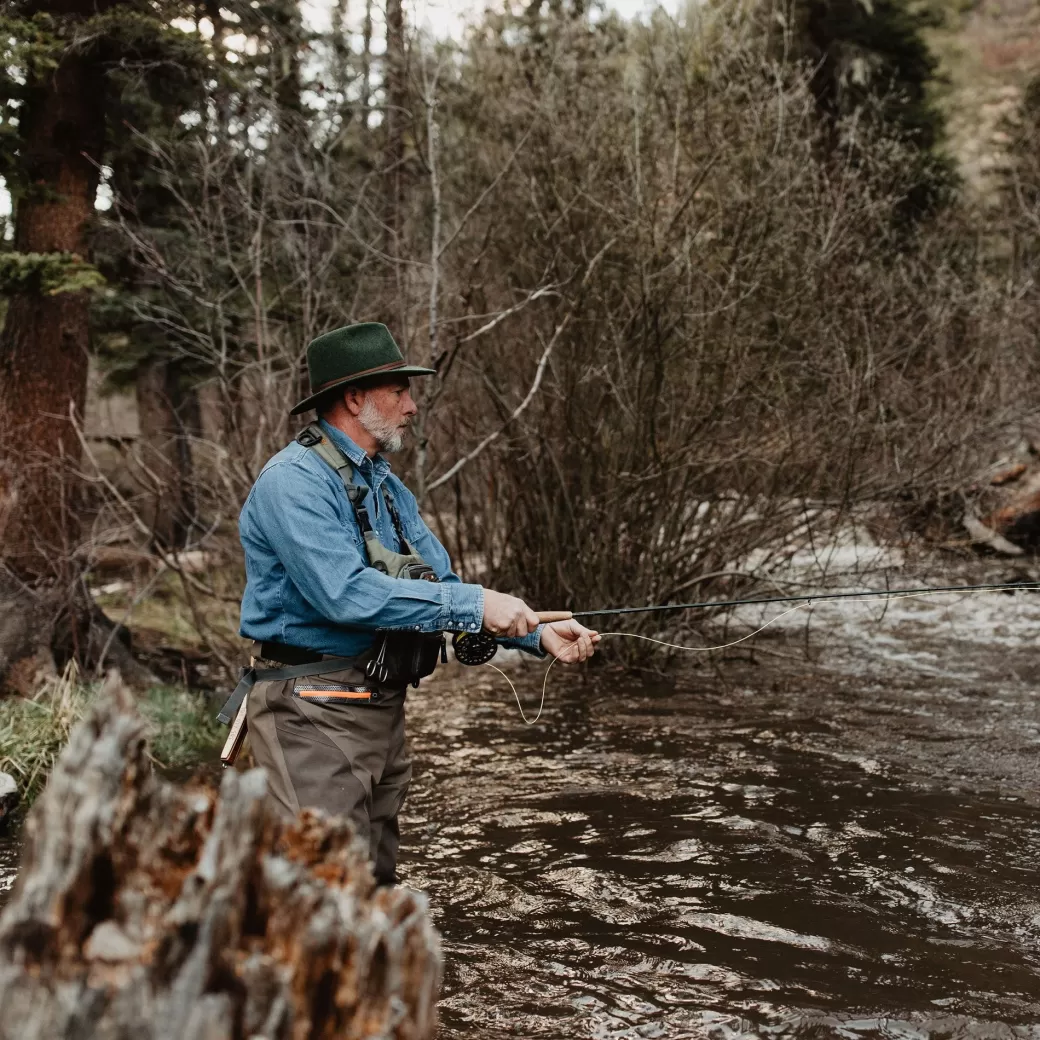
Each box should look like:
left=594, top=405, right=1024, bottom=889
left=297, top=423, right=415, bottom=559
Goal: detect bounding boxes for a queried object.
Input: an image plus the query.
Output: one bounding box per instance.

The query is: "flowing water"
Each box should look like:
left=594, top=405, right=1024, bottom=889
left=402, top=589, right=1040, bottom=1038
left=2, top=587, right=1039, bottom=1037
left=0, top=834, right=17, bottom=905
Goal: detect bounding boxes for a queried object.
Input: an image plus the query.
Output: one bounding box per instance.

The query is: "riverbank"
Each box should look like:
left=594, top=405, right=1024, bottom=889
left=0, top=665, right=224, bottom=811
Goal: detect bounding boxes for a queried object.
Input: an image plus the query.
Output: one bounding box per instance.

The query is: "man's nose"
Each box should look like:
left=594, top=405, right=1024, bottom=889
left=401, top=390, right=418, bottom=416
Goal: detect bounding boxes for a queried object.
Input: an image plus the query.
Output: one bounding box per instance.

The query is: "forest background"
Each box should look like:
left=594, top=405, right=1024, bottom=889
left=1, top=0, right=1040, bottom=731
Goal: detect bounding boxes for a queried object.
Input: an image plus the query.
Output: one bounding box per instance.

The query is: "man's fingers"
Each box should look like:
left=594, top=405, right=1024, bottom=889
left=511, top=610, right=536, bottom=638
left=563, top=634, right=593, bottom=662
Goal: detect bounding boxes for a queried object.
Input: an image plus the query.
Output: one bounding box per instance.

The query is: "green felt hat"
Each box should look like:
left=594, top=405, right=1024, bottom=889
left=290, top=322, right=436, bottom=415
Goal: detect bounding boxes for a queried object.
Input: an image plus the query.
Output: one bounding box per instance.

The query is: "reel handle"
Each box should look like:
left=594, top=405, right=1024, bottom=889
left=536, top=611, right=573, bottom=623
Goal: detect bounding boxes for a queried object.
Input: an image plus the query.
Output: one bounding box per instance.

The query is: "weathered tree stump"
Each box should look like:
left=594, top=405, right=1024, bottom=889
left=0, top=678, right=442, bottom=1039
left=0, top=571, right=53, bottom=694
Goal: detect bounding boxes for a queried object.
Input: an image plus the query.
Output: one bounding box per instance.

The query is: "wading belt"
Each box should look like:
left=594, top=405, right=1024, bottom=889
left=217, top=653, right=364, bottom=768
left=216, top=656, right=358, bottom=727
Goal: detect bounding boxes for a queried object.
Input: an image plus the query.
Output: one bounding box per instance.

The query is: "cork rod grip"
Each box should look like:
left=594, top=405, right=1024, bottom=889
left=536, top=611, right=574, bottom=623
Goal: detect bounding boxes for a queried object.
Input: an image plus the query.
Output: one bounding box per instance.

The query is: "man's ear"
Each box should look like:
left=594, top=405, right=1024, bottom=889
left=343, top=385, right=365, bottom=417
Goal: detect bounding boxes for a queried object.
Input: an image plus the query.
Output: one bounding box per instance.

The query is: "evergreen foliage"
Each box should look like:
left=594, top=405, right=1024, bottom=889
left=773, top=0, right=956, bottom=217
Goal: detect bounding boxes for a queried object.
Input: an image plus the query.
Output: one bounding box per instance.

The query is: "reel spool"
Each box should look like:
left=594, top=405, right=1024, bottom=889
left=451, top=631, right=499, bottom=666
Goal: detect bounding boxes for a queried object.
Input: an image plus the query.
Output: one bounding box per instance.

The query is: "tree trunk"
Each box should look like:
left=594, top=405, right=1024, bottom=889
left=0, top=678, right=442, bottom=1038
left=272, top=0, right=304, bottom=132
left=384, top=0, right=407, bottom=245
left=360, top=0, right=373, bottom=134
left=0, top=1, right=110, bottom=579
left=135, top=359, right=199, bottom=551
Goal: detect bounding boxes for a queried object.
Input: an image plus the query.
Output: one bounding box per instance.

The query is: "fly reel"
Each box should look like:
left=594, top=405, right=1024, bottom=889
left=451, top=611, right=573, bottom=666
left=451, top=631, right=499, bottom=666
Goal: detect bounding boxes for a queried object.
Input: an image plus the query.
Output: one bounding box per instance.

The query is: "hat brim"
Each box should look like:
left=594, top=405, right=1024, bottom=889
left=289, top=366, right=437, bottom=415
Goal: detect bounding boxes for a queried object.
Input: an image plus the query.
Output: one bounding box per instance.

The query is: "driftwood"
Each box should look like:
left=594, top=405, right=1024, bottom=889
left=0, top=678, right=441, bottom=1039
left=957, top=455, right=1040, bottom=555
left=962, top=509, right=1026, bottom=557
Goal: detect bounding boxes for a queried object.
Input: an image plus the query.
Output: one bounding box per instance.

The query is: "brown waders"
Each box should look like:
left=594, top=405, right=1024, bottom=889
left=237, top=426, right=442, bottom=885
left=245, top=649, right=412, bottom=886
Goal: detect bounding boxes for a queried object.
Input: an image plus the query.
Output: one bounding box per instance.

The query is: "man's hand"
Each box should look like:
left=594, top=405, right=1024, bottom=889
left=482, top=590, right=541, bottom=638
left=541, top=619, right=600, bottom=663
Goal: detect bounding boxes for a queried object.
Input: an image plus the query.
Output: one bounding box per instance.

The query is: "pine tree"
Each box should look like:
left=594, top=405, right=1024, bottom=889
left=0, top=0, right=203, bottom=675
left=0, top=1, right=112, bottom=576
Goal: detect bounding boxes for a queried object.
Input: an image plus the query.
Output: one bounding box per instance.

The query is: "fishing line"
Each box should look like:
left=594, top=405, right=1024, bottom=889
left=489, top=582, right=1040, bottom=724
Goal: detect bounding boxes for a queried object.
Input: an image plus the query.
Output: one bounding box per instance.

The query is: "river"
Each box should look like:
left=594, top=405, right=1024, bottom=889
left=402, top=585, right=1040, bottom=1038
left=2, top=584, right=1040, bottom=1037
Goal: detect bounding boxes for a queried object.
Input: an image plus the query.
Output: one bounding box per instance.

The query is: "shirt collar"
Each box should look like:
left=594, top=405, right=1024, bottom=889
left=318, top=419, right=391, bottom=484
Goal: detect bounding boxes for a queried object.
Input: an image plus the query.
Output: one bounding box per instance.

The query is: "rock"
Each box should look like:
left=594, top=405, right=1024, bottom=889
left=0, top=680, right=442, bottom=1039
left=0, top=773, right=17, bottom=832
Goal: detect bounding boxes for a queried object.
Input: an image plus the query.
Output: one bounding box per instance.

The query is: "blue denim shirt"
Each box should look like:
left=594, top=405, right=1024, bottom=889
left=239, top=420, right=544, bottom=658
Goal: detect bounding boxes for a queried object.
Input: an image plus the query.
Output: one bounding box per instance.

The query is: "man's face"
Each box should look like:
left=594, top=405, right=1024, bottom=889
left=356, top=377, right=417, bottom=453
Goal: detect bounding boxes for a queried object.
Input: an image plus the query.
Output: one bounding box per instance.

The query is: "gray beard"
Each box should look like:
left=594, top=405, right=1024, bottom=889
left=359, top=397, right=404, bottom=454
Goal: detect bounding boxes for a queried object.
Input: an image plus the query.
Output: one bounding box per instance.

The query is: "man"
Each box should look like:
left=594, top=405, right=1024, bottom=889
left=237, top=322, right=599, bottom=884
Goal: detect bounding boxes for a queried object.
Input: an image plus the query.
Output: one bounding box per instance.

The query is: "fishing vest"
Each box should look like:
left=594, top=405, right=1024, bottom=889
left=296, top=423, right=445, bottom=685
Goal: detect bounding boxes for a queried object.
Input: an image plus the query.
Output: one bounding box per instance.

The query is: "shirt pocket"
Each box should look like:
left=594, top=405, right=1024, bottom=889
left=292, top=678, right=382, bottom=705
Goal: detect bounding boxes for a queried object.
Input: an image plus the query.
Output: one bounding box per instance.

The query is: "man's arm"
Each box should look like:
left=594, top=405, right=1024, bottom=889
left=249, top=460, right=484, bottom=634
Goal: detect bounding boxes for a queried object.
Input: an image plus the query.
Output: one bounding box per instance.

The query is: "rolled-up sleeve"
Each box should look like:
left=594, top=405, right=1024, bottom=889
left=501, top=625, right=546, bottom=657
left=251, top=461, right=485, bottom=633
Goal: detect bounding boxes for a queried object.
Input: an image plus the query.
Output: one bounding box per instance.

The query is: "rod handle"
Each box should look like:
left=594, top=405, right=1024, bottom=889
left=536, top=610, right=573, bottom=623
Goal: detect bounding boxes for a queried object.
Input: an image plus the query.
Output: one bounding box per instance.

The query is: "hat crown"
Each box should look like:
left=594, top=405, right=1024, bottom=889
left=306, top=322, right=405, bottom=391
left=290, top=322, right=435, bottom=415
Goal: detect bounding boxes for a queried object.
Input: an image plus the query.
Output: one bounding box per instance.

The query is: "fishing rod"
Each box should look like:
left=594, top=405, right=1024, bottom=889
left=568, top=579, right=1040, bottom=619
left=451, top=580, right=1040, bottom=665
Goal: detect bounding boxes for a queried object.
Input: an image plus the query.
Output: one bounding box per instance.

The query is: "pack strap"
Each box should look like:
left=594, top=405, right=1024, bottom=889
left=216, top=657, right=359, bottom=726
left=296, top=422, right=411, bottom=549
left=380, top=486, right=411, bottom=548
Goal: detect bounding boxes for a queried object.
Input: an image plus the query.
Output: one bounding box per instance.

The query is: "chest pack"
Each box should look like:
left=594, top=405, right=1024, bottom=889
left=296, top=423, right=446, bottom=686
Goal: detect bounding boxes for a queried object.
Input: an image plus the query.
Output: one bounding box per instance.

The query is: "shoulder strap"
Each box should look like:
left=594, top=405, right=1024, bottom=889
left=381, top=485, right=412, bottom=552
left=296, top=423, right=374, bottom=534
left=297, top=424, right=414, bottom=552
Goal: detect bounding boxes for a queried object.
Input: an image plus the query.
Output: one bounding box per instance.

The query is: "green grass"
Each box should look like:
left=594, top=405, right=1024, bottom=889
left=0, top=664, right=224, bottom=805
left=143, top=684, right=225, bottom=772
